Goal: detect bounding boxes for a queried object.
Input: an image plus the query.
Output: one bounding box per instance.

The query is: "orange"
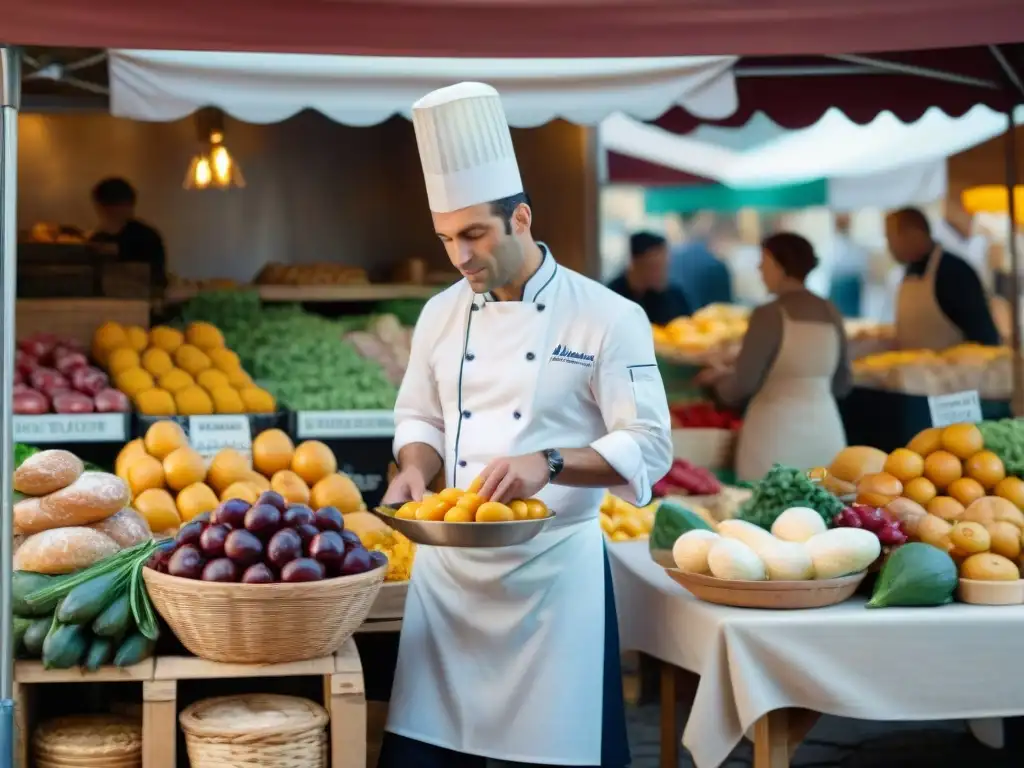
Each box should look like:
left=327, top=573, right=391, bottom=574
left=524, top=499, right=549, bottom=520
left=923, top=450, right=962, bottom=491
left=133, top=488, right=180, bottom=533
left=310, top=473, right=363, bottom=513
left=927, top=495, right=965, bottom=523
left=964, top=450, right=1006, bottom=490
left=986, top=520, right=1022, bottom=560
left=416, top=496, right=451, bottom=521
left=961, top=496, right=1024, bottom=529
left=395, top=501, right=419, bottom=519
left=994, top=476, right=1024, bottom=510
left=245, top=471, right=271, bottom=492
left=883, top=449, right=924, bottom=485
left=290, top=440, right=338, bottom=486
left=206, top=449, right=252, bottom=493
left=162, top=446, right=206, bottom=492
left=252, top=428, right=295, bottom=477
left=220, top=481, right=261, bottom=504
left=947, top=477, right=986, bottom=508
left=456, top=493, right=486, bottom=514
left=949, top=521, right=991, bottom=556
left=127, top=455, right=165, bottom=497
left=438, top=488, right=464, bottom=505
left=940, top=423, right=985, bottom=460
left=144, top=419, right=188, bottom=460
left=443, top=507, right=474, bottom=522
left=176, top=482, right=219, bottom=522
left=475, top=501, right=515, bottom=522
left=903, top=476, right=937, bottom=507
left=270, top=470, right=311, bottom=505
left=509, top=500, right=529, bottom=520
left=467, top=475, right=484, bottom=494
left=907, top=427, right=942, bottom=457
left=115, top=438, right=148, bottom=482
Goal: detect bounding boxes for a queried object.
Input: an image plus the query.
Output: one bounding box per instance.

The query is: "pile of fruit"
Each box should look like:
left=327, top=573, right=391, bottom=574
left=118, top=421, right=363, bottom=536
left=852, top=343, right=1010, bottom=398
left=347, top=522, right=416, bottom=582
left=389, top=479, right=550, bottom=523
left=653, top=458, right=722, bottom=497
left=92, top=320, right=276, bottom=416
left=178, top=291, right=398, bottom=411
left=148, top=492, right=386, bottom=583
left=14, top=333, right=128, bottom=415
left=738, top=464, right=845, bottom=531
left=651, top=304, right=748, bottom=363
left=599, top=493, right=657, bottom=541
left=669, top=402, right=741, bottom=431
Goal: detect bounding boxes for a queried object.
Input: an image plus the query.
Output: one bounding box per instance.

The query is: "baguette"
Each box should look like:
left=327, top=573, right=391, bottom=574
left=15, top=472, right=129, bottom=535
left=13, top=527, right=120, bottom=574
left=13, top=450, right=84, bottom=496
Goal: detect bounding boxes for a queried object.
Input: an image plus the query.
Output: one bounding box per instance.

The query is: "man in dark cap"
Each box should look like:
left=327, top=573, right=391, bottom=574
left=607, top=231, right=692, bottom=325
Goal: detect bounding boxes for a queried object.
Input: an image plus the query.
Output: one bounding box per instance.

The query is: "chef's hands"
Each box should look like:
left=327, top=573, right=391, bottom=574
left=477, top=452, right=549, bottom=503
left=382, top=467, right=428, bottom=505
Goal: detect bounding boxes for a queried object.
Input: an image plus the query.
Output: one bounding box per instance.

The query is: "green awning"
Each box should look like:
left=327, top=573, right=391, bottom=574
left=644, top=180, right=828, bottom=213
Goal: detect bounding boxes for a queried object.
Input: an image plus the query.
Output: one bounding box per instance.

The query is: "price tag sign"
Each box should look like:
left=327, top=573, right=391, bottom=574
left=188, top=415, right=253, bottom=459
left=297, top=410, right=395, bottom=439
left=928, top=390, right=982, bottom=428
left=13, top=414, right=128, bottom=444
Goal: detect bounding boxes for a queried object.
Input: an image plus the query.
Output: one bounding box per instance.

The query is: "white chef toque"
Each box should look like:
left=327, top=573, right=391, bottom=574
left=412, top=82, right=523, bottom=214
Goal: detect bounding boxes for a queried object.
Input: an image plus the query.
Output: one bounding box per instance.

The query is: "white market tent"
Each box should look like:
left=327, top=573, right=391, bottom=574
left=601, top=106, right=1024, bottom=210
left=107, top=50, right=740, bottom=127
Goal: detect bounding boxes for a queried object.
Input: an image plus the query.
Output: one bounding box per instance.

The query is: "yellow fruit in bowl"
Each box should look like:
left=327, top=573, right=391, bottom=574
left=444, top=507, right=474, bottom=522
left=457, top=493, right=486, bottom=514
left=291, top=440, right=337, bottom=486
left=270, top=469, right=311, bottom=505
left=923, top=451, right=962, bottom=491
left=949, top=521, right=991, bottom=557
left=476, top=501, right=514, bottom=522
left=176, top=482, right=219, bottom=522
left=162, top=446, right=206, bottom=492
left=252, top=429, right=295, bottom=476
left=960, top=552, right=1020, bottom=581
left=509, top=500, right=529, bottom=520
left=883, top=449, right=924, bottom=484
left=940, top=423, right=984, bottom=461
left=964, top=450, right=1006, bottom=490
left=311, top=473, right=363, bottom=513
left=907, top=427, right=942, bottom=457
left=206, top=449, right=251, bottom=493
left=127, top=455, right=165, bottom=497
left=599, top=512, right=615, bottom=535
left=438, top=488, right=464, bottom=505
left=395, top=501, right=419, bottom=519
left=524, top=499, right=549, bottom=520
left=903, top=476, right=937, bottom=506
left=417, top=497, right=451, bottom=521
left=145, top=419, right=188, bottom=460
left=947, top=477, right=985, bottom=508
left=995, top=476, right=1024, bottom=510
left=467, top=476, right=484, bottom=494
left=133, top=488, right=180, bottom=532
left=986, top=520, right=1022, bottom=560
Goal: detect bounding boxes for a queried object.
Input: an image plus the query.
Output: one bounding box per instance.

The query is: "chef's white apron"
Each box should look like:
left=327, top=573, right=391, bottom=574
left=895, top=247, right=965, bottom=351
left=386, top=280, right=613, bottom=764
left=735, top=310, right=847, bottom=483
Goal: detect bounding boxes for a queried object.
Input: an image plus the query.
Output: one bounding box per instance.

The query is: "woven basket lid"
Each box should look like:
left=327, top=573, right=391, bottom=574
left=36, top=757, right=140, bottom=768
left=180, top=694, right=329, bottom=738
left=34, top=715, right=142, bottom=758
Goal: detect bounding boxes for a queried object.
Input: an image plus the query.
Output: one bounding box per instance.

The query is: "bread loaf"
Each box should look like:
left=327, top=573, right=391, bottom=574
left=88, top=507, right=152, bottom=548
left=14, top=472, right=130, bottom=535
left=13, top=527, right=120, bottom=574
left=13, top=450, right=84, bottom=496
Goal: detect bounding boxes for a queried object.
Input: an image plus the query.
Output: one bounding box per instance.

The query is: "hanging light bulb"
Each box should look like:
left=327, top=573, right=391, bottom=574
left=183, top=109, right=245, bottom=190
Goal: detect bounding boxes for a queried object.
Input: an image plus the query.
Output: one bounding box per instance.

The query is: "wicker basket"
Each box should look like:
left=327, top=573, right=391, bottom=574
left=670, top=427, right=736, bottom=470
left=143, top=565, right=385, bottom=664
left=180, top=694, right=327, bottom=768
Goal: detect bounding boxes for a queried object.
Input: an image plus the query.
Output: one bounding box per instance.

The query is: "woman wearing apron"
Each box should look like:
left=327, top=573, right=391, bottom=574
left=697, top=233, right=852, bottom=483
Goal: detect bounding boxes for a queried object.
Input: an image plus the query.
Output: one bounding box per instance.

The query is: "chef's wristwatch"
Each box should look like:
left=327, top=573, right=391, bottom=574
left=542, top=448, right=564, bottom=481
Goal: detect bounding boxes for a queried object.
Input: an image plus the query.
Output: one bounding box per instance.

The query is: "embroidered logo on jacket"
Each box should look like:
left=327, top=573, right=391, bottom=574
left=550, top=344, right=595, bottom=368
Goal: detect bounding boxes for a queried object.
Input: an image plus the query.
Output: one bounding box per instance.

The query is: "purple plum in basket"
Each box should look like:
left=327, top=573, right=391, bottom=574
left=201, top=558, right=239, bottom=582
left=267, top=528, right=303, bottom=569
left=281, top=558, right=326, bottom=582
left=224, top=529, right=263, bottom=567
left=256, top=490, right=288, bottom=513
left=241, top=563, right=275, bottom=584
left=214, top=498, right=250, bottom=529
left=283, top=504, right=316, bottom=528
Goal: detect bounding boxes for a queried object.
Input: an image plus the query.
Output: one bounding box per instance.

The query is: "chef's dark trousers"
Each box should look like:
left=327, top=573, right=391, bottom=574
left=378, top=547, right=630, bottom=768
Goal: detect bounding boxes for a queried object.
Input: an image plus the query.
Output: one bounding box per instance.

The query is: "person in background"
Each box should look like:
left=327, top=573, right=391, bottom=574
left=88, top=177, right=167, bottom=295
left=669, top=212, right=734, bottom=311
left=607, top=231, right=692, bottom=324
left=886, top=207, right=1000, bottom=350
left=697, top=233, right=850, bottom=482
left=828, top=213, right=866, bottom=318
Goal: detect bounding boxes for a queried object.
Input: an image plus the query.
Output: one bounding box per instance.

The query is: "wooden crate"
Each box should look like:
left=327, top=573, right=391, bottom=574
left=16, top=298, right=151, bottom=346
left=367, top=581, right=408, bottom=621
left=147, top=640, right=366, bottom=768
left=13, top=659, right=155, bottom=768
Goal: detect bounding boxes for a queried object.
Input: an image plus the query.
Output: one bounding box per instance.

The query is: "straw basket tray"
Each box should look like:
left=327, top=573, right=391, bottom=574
left=33, top=715, right=141, bottom=768
left=665, top=568, right=866, bottom=609
left=143, top=565, right=386, bottom=664
left=180, top=694, right=328, bottom=768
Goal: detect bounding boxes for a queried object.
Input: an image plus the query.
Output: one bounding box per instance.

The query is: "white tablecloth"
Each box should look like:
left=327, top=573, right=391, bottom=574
left=607, top=540, right=1024, bottom=768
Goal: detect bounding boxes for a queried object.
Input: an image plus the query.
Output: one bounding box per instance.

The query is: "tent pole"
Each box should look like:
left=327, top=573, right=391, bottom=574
left=0, top=44, right=19, bottom=768
left=1006, top=107, right=1022, bottom=416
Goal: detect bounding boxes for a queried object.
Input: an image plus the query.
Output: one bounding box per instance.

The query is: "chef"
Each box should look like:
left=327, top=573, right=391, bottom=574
left=379, top=82, right=672, bottom=768
left=886, top=207, right=1000, bottom=350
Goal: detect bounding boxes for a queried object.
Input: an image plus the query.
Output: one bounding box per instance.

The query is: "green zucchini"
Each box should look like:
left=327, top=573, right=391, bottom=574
left=84, top=637, right=117, bottom=672
left=12, top=572, right=59, bottom=617
left=12, top=617, right=33, bottom=656
left=42, top=624, right=89, bottom=670
left=92, top=593, right=132, bottom=638
left=114, top=632, right=156, bottom=668
left=57, top=572, right=124, bottom=625
left=23, top=617, right=53, bottom=657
